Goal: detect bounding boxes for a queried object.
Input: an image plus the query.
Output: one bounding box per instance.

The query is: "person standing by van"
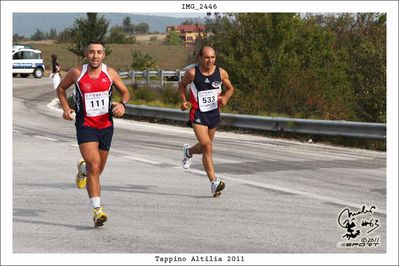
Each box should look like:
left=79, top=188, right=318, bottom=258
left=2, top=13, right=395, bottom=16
left=50, top=54, right=61, bottom=90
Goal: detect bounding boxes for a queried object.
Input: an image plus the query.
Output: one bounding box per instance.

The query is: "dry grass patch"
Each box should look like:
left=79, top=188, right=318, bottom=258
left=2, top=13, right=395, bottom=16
left=21, top=40, right=194, bottom=75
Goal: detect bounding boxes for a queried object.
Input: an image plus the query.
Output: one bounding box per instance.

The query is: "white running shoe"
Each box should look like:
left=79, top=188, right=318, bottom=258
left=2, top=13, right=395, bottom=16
left=211, top=177, right=225, bottom=197
left=182, top=144, right=192, bottom=169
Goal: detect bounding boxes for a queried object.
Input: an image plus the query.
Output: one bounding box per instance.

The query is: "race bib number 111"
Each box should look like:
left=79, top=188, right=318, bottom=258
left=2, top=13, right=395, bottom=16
left=85, top=91, right=109, bottom=117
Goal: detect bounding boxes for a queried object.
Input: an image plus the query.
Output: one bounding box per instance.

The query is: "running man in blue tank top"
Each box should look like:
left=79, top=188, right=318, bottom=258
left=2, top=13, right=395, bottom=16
left=179, top=46, right=235, bottom=197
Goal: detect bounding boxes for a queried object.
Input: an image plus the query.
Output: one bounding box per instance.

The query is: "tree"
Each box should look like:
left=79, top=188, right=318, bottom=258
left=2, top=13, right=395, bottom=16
left=48, top=28, right=57, bottom=39
left=67, top=13, right=111, bottom=61
left=326, top=13, right=386, bottom=122
left=31, top=29, right=45, bottom=41
left=200, top=13, right=386, bottom=122
left=106, top=27, right=136, bottom=44
left=122, top=17, right=131, bottom=28
left=203, top=13, right=353, bottom=120
left=131, top=49, right=156, bottom=70
left=13, top=33, right=26, bottom=42
left=56, top=29, right=74, bottom=43
left=135, top=23, right=149, bottom=34
left=163, top=30, right=183, bottom=46
left=182, top=19, right=195, bottom=25
left=121, top=16, right=135, bottom=34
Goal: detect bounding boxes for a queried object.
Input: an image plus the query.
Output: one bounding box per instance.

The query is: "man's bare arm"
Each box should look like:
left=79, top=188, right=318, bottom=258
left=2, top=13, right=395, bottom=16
left=56, top=68, right=80, bottom=120
left=178, top=68, right=194, bottom=110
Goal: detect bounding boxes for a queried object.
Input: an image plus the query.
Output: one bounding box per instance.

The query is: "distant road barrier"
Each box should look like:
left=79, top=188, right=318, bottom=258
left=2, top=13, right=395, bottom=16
left=119, top=70, right=185, bottom=87
left=124, top=104, right=386, bottom=140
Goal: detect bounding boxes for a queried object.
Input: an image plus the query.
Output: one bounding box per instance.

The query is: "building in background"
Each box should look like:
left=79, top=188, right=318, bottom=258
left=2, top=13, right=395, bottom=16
left=166, top=24, right=205, bottom=46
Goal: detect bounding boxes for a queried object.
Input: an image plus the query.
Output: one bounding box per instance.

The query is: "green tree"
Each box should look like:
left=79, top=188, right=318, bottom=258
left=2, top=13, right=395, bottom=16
left=131, top=49, right=157, bottom=70
left=31, top=28, right=45, bottom=41
left=204, top=13, right=353, bottom=119
left=326, top=13, right=386, bottom=122
left=122, top=16, right=135, bottom=34
left=67, top=13, right=111, bottom=61
left=13, top=33, right=26, bottom=42
left=48, top=28, right=57, bottom=39
left=122, top=16, right=131, bottom=27
left=182, top=19, right=195, bottom=25
left=163, top=30, right=183, bottom=46
left=135, top=23, right=149, bottom=34
left=106, top=27, right=136, bottom=44
left=56, top=29, right=73, bottom=43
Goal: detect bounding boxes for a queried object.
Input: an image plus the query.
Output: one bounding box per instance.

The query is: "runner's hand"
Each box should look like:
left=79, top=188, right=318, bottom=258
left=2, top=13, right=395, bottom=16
left=180, top=101, right=190, bottom=111
left=63, top=109, right=75, bottom=121
left=218, top=95, right=228, bottom=106
left=112, top=102, right=125, bottom=117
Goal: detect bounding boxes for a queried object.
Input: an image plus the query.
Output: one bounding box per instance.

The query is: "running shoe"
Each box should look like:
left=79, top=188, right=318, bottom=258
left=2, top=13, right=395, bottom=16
left=76, top=159, right=87, bottom=189
left=182, top=144, right=192, bottom=169
left=93, top=207, right=108, bottom=227
left=211, top=177, right=225, bottom=197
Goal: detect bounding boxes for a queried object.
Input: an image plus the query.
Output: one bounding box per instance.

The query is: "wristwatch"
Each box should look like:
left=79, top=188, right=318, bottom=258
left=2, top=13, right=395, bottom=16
left=120, top=101, right=127, bottom=109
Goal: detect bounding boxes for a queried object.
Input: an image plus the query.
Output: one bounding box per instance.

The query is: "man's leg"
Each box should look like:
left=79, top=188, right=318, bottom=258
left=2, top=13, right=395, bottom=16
left=191, top=124, right=217, bottom=182
left=78, top=142, right=109, bottom=198
left=79, top=142, right=109, bottom=226
left=189, top=127, right=216, bottom=156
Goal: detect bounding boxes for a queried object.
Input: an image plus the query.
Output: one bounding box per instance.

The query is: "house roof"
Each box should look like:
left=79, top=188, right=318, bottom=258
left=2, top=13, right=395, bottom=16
left=175, top=25, right=205, bottom=32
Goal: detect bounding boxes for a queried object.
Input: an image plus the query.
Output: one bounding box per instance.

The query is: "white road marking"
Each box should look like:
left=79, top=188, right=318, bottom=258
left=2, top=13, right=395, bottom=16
left=33, top=135, right=57, bottom=141
left=122, top=155, right=163, bottom=165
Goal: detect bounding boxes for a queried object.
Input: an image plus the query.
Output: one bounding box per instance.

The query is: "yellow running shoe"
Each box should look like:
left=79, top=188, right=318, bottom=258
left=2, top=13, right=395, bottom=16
left=93, top=207, right=108, bottom=227
left=75, top=159, right=87, bottom=189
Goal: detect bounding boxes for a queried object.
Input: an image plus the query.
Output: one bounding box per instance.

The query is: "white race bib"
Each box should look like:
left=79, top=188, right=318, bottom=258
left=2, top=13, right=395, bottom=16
left=198, top=89, right=219, bottom=112
left=84, top=91, right=109, bottom=117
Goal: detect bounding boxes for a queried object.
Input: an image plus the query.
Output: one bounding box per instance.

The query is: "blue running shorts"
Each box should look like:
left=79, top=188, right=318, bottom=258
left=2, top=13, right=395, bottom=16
left=76, top=125, right=114, bottom=151
left=191, top=109, right=220, bottom=129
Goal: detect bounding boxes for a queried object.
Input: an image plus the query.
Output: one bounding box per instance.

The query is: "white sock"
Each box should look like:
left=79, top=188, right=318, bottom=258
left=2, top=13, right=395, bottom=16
left=80, top=162, right=87, bottom=176
left=186, top=148, right=192, bottom=158
left=90, top=197, right=101, bottom=209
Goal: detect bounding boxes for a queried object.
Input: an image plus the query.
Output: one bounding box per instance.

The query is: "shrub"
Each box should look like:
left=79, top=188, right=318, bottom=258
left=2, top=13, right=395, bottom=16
left=160, top=86, right=180, bottom=105
left=134, top=87, right=157, bottom=101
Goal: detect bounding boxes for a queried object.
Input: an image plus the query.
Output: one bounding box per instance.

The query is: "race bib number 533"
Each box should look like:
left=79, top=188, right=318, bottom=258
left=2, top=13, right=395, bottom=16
left=198, top=89, right=219, bottom=112
left=85, top=91, right=109, bottom=117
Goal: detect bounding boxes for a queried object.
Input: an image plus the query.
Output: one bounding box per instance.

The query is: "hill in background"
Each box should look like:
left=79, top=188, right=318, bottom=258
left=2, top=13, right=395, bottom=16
left=13, top=13, right=206, bottom=37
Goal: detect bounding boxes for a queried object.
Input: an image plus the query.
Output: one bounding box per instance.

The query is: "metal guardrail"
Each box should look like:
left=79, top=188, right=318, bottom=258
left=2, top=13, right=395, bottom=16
left=124, top=104, right=386, bottom=140
left=120, top=70, right=185, bottom=87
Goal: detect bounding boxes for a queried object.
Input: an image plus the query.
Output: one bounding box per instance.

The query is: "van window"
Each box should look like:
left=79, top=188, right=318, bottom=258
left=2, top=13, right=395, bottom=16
left=13, top=51, right=23, bottom=60
left=13, top=51, right=41, bottom=60
left=24, top=51, right=41, bottom=59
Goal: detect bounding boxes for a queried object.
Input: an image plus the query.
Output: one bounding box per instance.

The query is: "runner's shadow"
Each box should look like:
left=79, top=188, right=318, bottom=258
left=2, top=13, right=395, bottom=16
left=103, top=184, right=211, bottom=199
left=13, top=217, right=93, bottom=231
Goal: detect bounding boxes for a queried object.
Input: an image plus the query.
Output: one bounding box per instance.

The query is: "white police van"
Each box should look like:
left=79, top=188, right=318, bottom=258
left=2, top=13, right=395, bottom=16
left=12, top=45, right=45, bottom=78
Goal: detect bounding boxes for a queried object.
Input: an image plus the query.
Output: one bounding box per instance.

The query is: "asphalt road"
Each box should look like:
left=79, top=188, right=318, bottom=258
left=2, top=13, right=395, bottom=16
left=9, top=77, right=388, bottom=262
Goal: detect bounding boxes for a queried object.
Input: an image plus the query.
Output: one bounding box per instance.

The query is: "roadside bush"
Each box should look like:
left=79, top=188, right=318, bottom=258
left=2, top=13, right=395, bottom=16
left=160, top=85, right=180, bottom=105
left=134, top=87, right=157, bottom=102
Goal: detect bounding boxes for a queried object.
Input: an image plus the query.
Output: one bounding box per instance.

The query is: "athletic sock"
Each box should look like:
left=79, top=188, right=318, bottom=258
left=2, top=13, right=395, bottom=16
left=186, top=148, right=192, bottom=158
left=80, top=163, right=87, bottom=176
left=90, top=197, right=101, bottom=209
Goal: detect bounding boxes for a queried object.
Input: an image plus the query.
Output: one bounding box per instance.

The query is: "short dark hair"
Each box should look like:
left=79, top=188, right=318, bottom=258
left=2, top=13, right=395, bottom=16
left=51, top=54, right=57, bottom=61
left=86, top=40, right=105, bottom=50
